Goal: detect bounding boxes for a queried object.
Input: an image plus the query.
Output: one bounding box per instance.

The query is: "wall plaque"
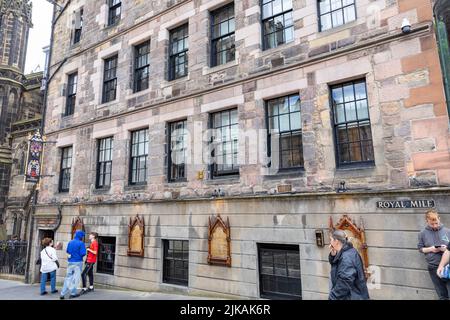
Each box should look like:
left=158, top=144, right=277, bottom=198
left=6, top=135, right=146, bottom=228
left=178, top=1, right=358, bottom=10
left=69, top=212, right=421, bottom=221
left=329, top=215, right=370, bottom=278
left=127, top=215, right=145, bottom=257
left=377, top=200, right=435, bottom=209
left=208, top=214, right=231, bottom=267
left=71, top=217, right=85, bottom=240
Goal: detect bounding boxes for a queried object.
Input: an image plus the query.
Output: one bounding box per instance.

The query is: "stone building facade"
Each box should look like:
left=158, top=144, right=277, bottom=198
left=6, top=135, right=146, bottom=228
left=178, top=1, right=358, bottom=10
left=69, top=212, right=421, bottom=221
left=33, top=0, right=450, bottom=299
left=0, top=0, right=44, bottom=239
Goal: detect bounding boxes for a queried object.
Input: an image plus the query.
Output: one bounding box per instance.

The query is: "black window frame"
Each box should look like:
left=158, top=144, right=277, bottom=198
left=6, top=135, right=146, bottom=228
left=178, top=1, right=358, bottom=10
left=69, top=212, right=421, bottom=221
left=133, top=40, right=151, bottom=93
left=162, top=239, right=189, bottom=286
left=330, top=79, right=375, bottom=168
left=97, top=236, right=116, bottom=275
left=107, top=0, right=121, bottom=26
left=65, top=72, right=78, bottom=117
left=266, top=94, right=304, bottom=171
left=59, top=146, right=72, bottom=193
left=73, top=7, right=83, bottom=45
left=317, top=0, right=357, bottom=32
left=210, top=3, right=236, bottom=67
left=261, top=0, right=294, bottom=51
left=169, top=24, right=189, bottom=81
left=258, top=243, right=302, bottom=300
left=129, top=128, right=149, bottom=185
left=209, top=108, right=239, bottom=178
left=168, top=119, right=188, bottom=182
left=102, top=55, right=118, bottom=104
left=96, top=137, right=114, bottom=189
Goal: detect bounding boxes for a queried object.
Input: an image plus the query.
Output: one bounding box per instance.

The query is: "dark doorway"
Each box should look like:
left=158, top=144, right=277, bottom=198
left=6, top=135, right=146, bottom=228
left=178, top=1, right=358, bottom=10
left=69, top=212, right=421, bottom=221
left=258, top=243, right=302, bottom=300
left=34, top=229, right=55, bottom=283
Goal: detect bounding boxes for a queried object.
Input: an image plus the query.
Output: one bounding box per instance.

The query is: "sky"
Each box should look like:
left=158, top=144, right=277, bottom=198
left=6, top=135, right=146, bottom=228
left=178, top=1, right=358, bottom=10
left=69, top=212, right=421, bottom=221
left=24, top=0, right=53, bottom=74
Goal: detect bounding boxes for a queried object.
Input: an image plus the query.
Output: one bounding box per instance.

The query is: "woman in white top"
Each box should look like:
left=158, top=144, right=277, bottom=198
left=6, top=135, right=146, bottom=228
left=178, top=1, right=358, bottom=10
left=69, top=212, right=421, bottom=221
left=40, top=237, right=59, bottom=295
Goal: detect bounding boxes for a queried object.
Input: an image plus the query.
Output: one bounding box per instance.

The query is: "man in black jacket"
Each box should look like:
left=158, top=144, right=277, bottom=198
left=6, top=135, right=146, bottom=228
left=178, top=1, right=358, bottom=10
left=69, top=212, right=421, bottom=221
left=328, top=229, right=370, bottom=300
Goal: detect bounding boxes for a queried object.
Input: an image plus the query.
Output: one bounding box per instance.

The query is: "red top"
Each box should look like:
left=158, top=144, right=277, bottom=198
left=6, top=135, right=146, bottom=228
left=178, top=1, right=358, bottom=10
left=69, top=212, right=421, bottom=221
left=86, top=240, right=98, bottom=263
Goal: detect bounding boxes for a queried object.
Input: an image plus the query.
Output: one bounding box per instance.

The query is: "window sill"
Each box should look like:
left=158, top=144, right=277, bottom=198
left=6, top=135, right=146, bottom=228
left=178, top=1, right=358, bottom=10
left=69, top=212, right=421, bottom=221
left=263, top=168, right=305, bottom=180
left=124, top=184, right=147, bottom=192
left=256, top=39, right=295, bottom=59
left=202, top=60, right=238, bottom=76
left=126, top=87, right=152, bottom=100
left=335, top=163, right=376, bottom=177
left=92, top=187, right=111, bottom=195
left=166, top=178, right=188, bottom=185
left=97, top=99, right=119, bottom=109
left=317, top=19, right=358, bottom=37
left=205, top=175, right=240, bottom=185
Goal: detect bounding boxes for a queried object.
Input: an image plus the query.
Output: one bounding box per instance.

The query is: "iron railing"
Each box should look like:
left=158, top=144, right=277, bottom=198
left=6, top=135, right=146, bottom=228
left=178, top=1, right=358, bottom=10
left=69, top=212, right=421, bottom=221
left=0, top=241, right=28, bottom=275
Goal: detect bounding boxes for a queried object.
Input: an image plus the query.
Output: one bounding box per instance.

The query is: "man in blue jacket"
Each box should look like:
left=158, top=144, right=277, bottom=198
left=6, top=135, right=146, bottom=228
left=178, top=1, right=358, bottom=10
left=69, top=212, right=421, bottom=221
left=60, top=230, right=86, bottom=299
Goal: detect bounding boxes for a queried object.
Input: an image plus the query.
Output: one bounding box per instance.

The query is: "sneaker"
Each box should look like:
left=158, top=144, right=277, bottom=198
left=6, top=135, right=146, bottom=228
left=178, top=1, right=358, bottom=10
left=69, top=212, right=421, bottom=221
left=80, top=289, right=88, bottom=295
left=59, top=296, right=65, bottom=300
left=40, top=291, right=48, bottom=296
left=88, top=287, right=94, bottom=292
left=69, top=293, right=80, bottom=299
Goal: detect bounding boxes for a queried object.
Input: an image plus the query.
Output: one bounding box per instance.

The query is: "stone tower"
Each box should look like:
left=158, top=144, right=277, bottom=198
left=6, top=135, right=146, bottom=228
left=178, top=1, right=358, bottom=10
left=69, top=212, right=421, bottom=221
left=0, top=0, right=33, bottom=223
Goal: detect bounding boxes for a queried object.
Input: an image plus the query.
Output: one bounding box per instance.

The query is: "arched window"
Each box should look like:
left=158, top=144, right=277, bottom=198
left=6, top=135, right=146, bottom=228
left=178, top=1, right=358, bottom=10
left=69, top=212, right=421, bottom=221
left=434, top=0, right=450, bottom=120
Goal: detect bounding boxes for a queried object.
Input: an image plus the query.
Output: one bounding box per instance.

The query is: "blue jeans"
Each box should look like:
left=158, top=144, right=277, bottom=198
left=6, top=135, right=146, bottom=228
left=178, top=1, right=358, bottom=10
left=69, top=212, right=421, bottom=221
left=40, top=270, right=56, bottom=294
left=60, top=262, right=83, bottom=297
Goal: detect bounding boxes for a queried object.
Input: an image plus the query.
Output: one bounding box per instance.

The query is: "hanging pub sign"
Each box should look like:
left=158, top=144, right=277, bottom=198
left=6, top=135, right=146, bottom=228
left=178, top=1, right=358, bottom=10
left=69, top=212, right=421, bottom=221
left=25, top=130, right=44, bottom=183
left=208, top=214, right=231, bottom=267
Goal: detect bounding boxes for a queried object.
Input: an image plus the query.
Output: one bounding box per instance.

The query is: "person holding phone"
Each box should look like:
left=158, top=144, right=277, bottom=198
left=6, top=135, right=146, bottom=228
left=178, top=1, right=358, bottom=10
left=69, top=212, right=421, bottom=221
left=328, top=229, right=369, bottom=300
left=418, top=209, right=450, bottom=300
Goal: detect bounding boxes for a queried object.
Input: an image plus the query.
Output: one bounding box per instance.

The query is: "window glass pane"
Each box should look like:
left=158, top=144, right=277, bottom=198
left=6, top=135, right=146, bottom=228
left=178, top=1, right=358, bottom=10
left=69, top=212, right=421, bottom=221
left=319, top=0, right=331, bottom=13
left=280, top=114, right=290, bottom=131
left=289, top=95, right=300, bottom=112
left=330, top=0, right=342, bottom=10
left=356, top=100, right=369, bottom=119
left=290, top=112, right=301, bottom=131
left=273, top=0, right=283, bottom=16
left=335, top=104, right=345, bottom=123
left=342, top=0, right=354, bottom=6
left=282, top=0, right=293, bottom=11
left=332, top=87, right=344, bottom=104
left=285, top=26, right=294, bottom=43
left=343, top=84, right=354, bottom=102
left=262, top=3, right=272, bottom=19
left=343, top=5, right=356, bottom=23
left=345, top=102, right=357, bottom=122
left=332, top=10, right=344, bottom=27
left=320, top=13, right=332, bottom=31
left=354, top=82, right=367, bottom=100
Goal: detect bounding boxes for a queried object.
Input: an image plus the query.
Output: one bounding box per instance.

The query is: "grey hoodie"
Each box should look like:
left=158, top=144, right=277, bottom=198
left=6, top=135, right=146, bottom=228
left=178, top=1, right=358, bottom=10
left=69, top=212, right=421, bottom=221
left=418, top=224, right=450, bottom=267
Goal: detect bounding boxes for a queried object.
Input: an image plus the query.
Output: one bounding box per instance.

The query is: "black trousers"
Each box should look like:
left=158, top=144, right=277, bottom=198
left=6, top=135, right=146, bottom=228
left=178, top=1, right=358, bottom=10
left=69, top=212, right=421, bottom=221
left=428, top=265, right=450, bottom=300
left=81, top=262, right=95, bottom=288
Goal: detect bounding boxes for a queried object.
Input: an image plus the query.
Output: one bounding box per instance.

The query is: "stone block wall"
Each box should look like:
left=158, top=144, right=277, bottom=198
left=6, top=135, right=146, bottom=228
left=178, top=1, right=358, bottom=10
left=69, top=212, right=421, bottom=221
left=30, top=190, right=450, bottom=299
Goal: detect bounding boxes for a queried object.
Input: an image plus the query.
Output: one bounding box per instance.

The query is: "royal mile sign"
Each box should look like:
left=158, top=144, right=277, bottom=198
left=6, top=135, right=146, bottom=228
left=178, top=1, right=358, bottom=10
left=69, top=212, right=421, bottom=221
left=377, top=200, right=435, bottom=209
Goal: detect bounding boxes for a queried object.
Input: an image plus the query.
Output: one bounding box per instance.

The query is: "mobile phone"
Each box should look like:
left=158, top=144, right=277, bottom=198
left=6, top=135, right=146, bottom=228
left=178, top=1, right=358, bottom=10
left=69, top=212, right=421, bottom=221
left=435, top=245, right=441, bottom=248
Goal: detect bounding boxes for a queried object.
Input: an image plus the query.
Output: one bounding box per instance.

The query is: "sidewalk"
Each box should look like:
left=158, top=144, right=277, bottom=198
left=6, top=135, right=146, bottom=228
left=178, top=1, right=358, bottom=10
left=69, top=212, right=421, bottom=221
left=0, top=279, right=215, bottom=300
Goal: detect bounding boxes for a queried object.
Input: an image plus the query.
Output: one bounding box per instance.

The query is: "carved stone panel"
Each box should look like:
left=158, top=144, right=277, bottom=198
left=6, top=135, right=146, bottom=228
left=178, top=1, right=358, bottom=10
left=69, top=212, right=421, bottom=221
left=71, top=217, right=84, bottom=240
left=128, top=215, right=144, bottom=257
left=329, top=215, right=370, bottom=278
left=208, top=214, right=231, bottom=267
